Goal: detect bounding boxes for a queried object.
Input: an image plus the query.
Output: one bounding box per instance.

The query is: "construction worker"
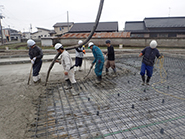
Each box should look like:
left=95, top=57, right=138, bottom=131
left=54, top=43, right=79, bottom=94
left=89, top=42, right=104, bottom=84
left=27, top=39, right=43, bottom=83
left=70, top=40, right=86, bottom=71
left=139, top=40, right=163, bottom=85
left=105, top=40, right=116, bottom=75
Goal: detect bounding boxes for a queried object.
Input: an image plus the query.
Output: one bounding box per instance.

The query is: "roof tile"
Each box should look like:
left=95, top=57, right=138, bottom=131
left=60, top=32, right=130, bottom=38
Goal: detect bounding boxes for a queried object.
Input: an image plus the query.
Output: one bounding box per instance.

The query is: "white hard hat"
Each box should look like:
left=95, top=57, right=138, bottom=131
left=27, top=39, right=35, bottom=47
left=78, top=40, right=83, bottom=45
left=88, top=42, right=94, bottom=47
left=54, top=43, right=63, bottom=50
left=150, top=40, right=157, bottom=48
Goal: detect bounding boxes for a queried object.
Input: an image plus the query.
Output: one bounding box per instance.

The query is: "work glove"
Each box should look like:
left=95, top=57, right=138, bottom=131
left=31, top=57, right=36, bottom=64
left=90, top=63, right=94, bottom=69
left=159, top=55, right=164, bottom=59
left=33, top=57, right=36, bottom=61
left=82, top=50, right=86, bottom=54
left=98, top=60, right=101, bottom=63
left=31, top=59, right=34, bottom=64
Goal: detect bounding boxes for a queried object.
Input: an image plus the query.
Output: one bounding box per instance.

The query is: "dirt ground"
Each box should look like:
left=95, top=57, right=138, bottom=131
left=0, top=60, right=93, bottom=139
left=0, top=49, right=185, bottom=139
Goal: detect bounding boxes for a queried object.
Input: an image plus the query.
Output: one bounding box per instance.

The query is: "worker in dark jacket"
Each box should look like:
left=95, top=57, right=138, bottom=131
left=89, top=42, right=104, bottom=84
left=27, top=39, right=43, bottom=83
left=139, top=40, right=163, bottom=85
left=70, top=40, right=86, bottom=71
left=105, top=40, right=116, bottom=75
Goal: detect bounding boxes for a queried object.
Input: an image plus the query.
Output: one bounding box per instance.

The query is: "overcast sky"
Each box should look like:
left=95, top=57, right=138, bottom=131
left=0, top=0, right=185, bottom=32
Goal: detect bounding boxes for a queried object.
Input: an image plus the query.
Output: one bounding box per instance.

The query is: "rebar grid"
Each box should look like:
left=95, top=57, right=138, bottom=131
left=30, top=56, right=185, bottom=139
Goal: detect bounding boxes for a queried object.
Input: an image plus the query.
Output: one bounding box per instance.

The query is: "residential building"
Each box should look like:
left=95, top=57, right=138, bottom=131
left=31, top=27, right=52, bottom=40
left=53, top=22, right=74, bottom=35
left=0, top=28, right=8, bottom=42
left=3, top=28, right=21, bottom=42
left=125, top=16, right=185, bottom=38
left=22, top=32, right=31, bottom=39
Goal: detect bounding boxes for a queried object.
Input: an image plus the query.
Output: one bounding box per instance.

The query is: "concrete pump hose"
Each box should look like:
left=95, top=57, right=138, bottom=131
left=45, top=0, right=104, bottom=86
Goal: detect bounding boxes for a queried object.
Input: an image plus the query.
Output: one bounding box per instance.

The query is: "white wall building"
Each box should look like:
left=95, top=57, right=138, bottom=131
left=31, top=27, right=51, bottom=39
left=53, top=22, right=74, bottom=35
left=22, top=32, right=31, bottom=39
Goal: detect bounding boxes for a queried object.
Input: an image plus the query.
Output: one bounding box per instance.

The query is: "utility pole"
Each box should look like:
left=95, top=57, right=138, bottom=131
left=67, top=11, right=69, bottom=31
left=0, top=5, right=4, bottom=45
left=30, top=24, right=32, bottom=33
left=0, top=14, right=4, bottom=45
left=30, top=24, right=32, bottom=39
left=168, top=7, right=171, bottom=17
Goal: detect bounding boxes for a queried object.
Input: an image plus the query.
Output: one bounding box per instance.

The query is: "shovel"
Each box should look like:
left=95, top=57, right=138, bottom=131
left=27, top=64, right=33, bottom=85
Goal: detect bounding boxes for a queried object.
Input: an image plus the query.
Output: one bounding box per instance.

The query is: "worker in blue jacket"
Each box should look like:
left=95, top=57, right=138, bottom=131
left=88, top=42, right=104, bottom=84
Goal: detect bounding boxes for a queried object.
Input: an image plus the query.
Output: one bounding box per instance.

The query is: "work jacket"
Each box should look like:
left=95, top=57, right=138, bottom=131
left=60, top=50, right=76, bottom=83
left=92, top=45, right=104, bottom=64
left=107, top=45, right=115, bottom=61
left=75, top=46, right=85, bottom=58
left=60, top=50, right=73, bottom=72
left=141, top=46, right=160, bottom=66
left=29, top=45, right=43, bottom=63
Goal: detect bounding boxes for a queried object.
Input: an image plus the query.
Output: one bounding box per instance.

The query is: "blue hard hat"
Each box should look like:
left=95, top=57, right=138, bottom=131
left=105, top=40, right=111, bottom=44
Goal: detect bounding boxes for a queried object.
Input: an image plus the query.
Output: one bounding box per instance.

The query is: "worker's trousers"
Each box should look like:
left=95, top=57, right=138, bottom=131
left=75, top=57, right=83, bottom=67
left=32, top=59, right=42, bottom=82
left=33, top=59, right=42, bottom=76
left=95, top=59, right=104, bottom=77
left=140, top=62, right=153, bottom=77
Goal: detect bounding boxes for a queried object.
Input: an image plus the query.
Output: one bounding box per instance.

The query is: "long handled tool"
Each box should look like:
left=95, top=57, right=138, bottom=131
left=45, top=0, right=104, bottom=86
left=83, top=65, right=93, bottom=80
left=27, top=64, right=33, bottom=85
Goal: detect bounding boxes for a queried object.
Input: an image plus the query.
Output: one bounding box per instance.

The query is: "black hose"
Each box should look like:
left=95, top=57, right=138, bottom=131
left=45, top=0, right=104, bottom=86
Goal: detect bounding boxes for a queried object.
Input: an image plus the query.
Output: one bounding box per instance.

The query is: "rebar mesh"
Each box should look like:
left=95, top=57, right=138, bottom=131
left=30, top=56, right=185, bottom=139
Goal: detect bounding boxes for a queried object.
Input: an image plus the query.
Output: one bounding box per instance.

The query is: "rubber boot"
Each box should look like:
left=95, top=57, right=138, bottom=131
left=112, top=68, right=117, bottom=77
left=100, top=75, right=102, bottom=81
left=37, top=75, right=41, bottom=83
left=146, top=76, right=151, bottom=85
left=106, top=68, right=109, bottom=75
left=71, top=83, right=79, bottom=95
left=79, top=66, right=82, bottom=72
left=96, top=76, right=101, bottom=84
left=141, top=75, right=145, bottom=85
left=64, top=79, right=72, bottom=90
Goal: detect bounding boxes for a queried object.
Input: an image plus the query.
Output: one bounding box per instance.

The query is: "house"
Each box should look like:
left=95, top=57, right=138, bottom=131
left=4, top=28, right=21, bottom=42
left=68, top=21, right=118, bottom=33
left=22, top=32, right=31, bottom=39
left=0, top=28, right=8, bottom=42
left=53, top=22, right=74, bottom=35
left=124, top=16, right=185, bottom=38
left=31, top=27, right=52, bottom=40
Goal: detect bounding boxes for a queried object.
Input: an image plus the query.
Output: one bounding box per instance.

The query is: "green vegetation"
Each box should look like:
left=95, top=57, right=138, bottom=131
left=0, top=42, right=29, bottom=50
left=0, top=42, right=43, bottom=50
left=0, top=42, right=184, bottom=50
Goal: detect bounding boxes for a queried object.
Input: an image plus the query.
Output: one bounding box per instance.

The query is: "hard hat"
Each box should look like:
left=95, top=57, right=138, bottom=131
left=105, top=40, right=111, bottom=44
left=78, top=40, right=83, bottom=45
left=27, top=39, right=35, bottom=47
left=54, top=43, right=63, bottom=50
left=88, top=42, right=94, bottom=47
left=150, top=40, right=157, bottom=48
